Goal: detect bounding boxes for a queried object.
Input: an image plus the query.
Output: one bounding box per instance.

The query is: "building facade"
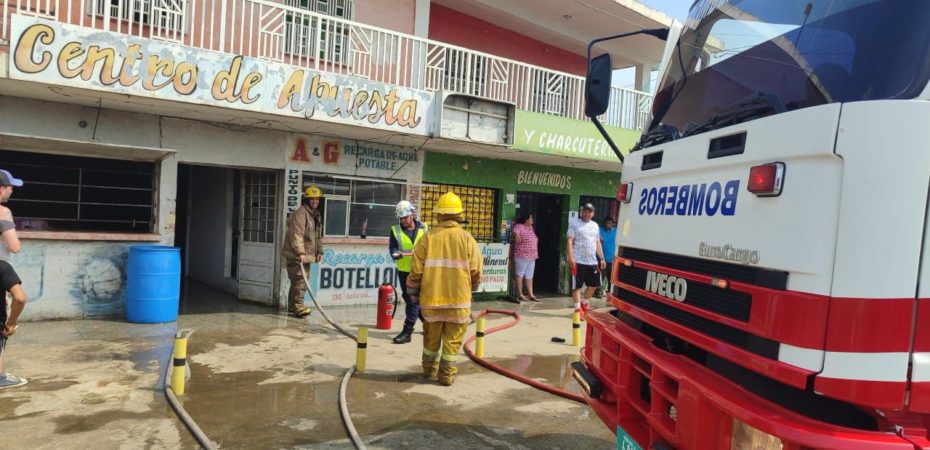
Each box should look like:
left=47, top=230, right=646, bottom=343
left=0, top=0, right=668, bottom=319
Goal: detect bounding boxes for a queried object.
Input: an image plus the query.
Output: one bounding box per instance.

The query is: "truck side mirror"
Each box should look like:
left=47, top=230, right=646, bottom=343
left=585, top=53, right=613, bottom=118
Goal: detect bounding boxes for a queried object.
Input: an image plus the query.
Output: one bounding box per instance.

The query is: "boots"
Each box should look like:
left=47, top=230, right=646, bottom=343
left=422, top=360, right=439, bottom=379
left=392, top=325, right=414, bottom=344
left=290, top=305, right=312, bottom=318
left=438, top=364, right=458, bottom=386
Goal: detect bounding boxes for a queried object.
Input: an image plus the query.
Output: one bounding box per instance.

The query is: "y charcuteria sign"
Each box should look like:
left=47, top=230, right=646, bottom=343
left=514, top=109, right=641, bottom=162
left=8, top=15, right=434, bottom=135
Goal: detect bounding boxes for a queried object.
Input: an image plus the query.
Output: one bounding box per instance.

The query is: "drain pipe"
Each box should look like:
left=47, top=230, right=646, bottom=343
left=463, top=309, right=586, bottom=404
left=299, top=264, right=367, bottom=450
left=164, top=329, right=217, bottom=450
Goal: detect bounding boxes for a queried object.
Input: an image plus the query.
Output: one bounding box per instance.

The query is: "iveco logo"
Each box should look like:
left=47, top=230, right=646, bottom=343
left=645, top=271, right=688, bottom=302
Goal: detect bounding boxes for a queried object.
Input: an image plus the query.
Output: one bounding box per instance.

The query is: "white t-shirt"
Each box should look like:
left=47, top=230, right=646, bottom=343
left=568, top=220, right=601, bottom=265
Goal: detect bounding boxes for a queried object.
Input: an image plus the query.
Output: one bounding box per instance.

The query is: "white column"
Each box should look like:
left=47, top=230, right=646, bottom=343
left=634, top=63, right=647, bottom=92
left=157, top=153, right=179, bottom=245
left=414, top=0, right=430, bottom=38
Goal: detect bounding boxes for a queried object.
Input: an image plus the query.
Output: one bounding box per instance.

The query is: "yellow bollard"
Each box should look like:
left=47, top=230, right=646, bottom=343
left=476, top=317, right=486, bottom=358
left=572, top=311, right=581, bottom=348
left=171, top=331, right=189, bottom=395
left=356, top=327, right=368, bottom=373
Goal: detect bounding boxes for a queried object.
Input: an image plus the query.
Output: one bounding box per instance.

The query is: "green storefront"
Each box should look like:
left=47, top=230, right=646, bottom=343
left=421, top=110, right=639, bottom=297
left=421, top=153, right=618, bottom=296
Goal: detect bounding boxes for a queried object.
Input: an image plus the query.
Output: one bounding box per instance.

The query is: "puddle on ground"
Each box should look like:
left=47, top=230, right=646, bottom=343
left=181, top=353, right=611, bottom=449
left=487, top=354, right=583, bottom=395
left=0, top=397, right=31, bottom=419
left=52, top=409, right=165, bottom=434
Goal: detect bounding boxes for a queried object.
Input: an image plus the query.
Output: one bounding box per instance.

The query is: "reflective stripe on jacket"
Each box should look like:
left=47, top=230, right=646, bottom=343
left=391, top=223, right=426, bottom=272
left=407, top=220, right=482, bottom=314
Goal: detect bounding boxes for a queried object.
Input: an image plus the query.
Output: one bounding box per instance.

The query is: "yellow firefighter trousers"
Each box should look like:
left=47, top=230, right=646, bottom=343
left=422, top=321, right=468, bottom=363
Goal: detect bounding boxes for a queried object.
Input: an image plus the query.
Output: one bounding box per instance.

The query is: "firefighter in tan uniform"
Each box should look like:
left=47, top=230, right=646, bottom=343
left=406, top=192, right=483, bottom=386
left=283, top=185, right=324, bottom=318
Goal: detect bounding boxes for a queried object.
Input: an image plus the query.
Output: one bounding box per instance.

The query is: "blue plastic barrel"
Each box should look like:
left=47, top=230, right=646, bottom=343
left=126, top=245, right=181, bottom=324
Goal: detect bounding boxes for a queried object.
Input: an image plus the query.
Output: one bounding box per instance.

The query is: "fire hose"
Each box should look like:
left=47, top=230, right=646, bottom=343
left=463, top=309, right=586, bottom=404
left=298, top=263, right=366, bottom=450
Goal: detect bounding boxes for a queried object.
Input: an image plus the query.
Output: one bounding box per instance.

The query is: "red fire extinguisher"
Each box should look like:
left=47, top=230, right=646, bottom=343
left=377, top=283, right=396, bottom=330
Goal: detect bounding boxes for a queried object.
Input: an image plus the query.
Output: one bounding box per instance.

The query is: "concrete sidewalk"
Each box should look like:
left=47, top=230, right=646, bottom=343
left=0, top=295, right=616, bottom=449
left=0, top=319, right=198, bottom=449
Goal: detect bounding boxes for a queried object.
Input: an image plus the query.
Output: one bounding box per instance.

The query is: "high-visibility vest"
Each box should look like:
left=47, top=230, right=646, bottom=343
left=392, top=223, right=426, bottom=272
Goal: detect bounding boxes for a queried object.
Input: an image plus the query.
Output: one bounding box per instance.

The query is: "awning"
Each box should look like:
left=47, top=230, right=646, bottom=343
left=0, top=132, right=176, bottom=161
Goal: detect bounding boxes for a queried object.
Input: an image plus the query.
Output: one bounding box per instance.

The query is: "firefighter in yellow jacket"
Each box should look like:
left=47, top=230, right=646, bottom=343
left=407, top=192, right=482, bottom=386
left=282, top=185, right=324, bottom=318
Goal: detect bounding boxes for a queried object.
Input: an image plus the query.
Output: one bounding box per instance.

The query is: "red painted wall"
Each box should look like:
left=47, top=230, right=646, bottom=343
left=428, top=5, right=587, bottom=76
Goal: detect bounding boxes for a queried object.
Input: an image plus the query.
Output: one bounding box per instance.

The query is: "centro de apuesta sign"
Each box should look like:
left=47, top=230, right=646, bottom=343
left=8, top=15, right=433, bottom=135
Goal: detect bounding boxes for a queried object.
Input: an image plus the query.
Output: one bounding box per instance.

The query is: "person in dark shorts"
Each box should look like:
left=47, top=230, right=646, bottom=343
left=566, top=203, right=606, bottom=315
left=0, top=260, right=27, bottom=389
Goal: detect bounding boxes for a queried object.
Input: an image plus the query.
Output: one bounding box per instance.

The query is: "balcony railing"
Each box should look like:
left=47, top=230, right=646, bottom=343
left=1, top=0, right=653, bottom=131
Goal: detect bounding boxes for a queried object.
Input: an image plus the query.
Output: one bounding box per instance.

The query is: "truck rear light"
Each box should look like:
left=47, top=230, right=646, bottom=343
left=747, top=162, right=785, bottom=197
left=617, top=182, right=633, bottom=203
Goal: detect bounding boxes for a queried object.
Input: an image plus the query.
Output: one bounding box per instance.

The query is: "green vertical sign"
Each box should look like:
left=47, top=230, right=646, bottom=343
left=514, top=110, right=641, bottom=162
left=617, top=426, right=643, bottom=450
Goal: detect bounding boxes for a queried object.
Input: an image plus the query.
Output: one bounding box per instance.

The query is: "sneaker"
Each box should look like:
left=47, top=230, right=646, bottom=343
left=0, top=374, right=28, bottom=390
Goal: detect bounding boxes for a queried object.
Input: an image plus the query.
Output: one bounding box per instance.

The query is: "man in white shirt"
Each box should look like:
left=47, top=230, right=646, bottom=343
left=566, top=203, right=606, bottom=314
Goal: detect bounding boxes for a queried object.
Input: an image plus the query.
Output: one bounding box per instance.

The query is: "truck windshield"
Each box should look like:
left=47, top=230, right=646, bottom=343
left=648, top=0, right=930, bottom=139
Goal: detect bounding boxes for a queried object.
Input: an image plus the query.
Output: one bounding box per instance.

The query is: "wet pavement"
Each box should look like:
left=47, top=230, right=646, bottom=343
left=0, top=319, right=198, bottom=449
left=1, top=282, right=615, bottom=449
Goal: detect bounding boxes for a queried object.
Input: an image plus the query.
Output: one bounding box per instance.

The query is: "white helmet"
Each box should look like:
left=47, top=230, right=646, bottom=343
left=395, top=200, right=415, bottom=219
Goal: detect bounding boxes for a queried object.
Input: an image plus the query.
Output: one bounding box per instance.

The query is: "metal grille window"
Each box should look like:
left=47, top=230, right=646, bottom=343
left=442, top=49, right=488, bottom=96
left=241, top=172, right=277, bottom=243
left=284, top=0, right=354, bottom=64
left=420, top=184, right=497, bottom=243
left=2, top=150, right=155, bottom=233
left=532, top=72, right=569, bottom=116
left=301, top=174, right=401, bottom=238
left=580, top=195, right=618, bottom=223
left=92, top=0, right=186, bottom=32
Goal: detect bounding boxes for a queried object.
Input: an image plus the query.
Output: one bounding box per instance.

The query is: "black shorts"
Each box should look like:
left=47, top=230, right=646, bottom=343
left=572, top=264, right=601, bottom=290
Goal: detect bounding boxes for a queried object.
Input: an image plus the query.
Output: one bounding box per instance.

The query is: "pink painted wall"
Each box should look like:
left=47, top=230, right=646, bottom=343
left=355, top=0, right=416, bottom=34
left=428, top=5, right=587, bottom=76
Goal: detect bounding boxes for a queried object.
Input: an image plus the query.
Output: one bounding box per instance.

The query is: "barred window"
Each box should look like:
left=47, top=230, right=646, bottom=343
left=284, top=0, right=354, bottom=65
left=92, top=0, right=186, bottom=32
left=420, top=184, right=497, bottom=243
left=2, top=149, right=156, bottom=233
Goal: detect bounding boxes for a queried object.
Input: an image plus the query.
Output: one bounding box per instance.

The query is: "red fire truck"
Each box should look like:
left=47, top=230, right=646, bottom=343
left=573, top=1, right=930, bottom=448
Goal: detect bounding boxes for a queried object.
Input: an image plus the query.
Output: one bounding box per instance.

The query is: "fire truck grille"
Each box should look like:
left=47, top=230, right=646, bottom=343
left=612, top=285, right=780, bottom=360
left=618, top=265, right=752, bottom=322
left=619, top=247, right=788, bottom=290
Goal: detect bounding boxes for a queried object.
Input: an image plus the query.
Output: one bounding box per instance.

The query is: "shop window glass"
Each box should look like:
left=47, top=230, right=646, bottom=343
left=302, top=175, right=402, bottom=238
left=420, top=184, right=497, bottom=243
left=324, top=198, right=349, bottom=236
left=2, top=149, right=155, bottom=233
left=350, top=181, right=401, bottom=238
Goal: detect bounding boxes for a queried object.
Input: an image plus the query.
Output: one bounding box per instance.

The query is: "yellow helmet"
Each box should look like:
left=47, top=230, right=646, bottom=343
left=434, top=191, right=464, bottom=214
left=304, top=185, right=323, bottom=198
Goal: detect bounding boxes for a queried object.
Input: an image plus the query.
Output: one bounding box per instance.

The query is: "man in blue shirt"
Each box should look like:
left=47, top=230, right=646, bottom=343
left=599, top=218, right=617, bottom=291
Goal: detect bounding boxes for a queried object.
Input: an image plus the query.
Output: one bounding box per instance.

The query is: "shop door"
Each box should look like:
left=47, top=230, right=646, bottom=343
left=238, top=171, right=279, bottom=304
left=515, top=192, right=564, bottom=294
